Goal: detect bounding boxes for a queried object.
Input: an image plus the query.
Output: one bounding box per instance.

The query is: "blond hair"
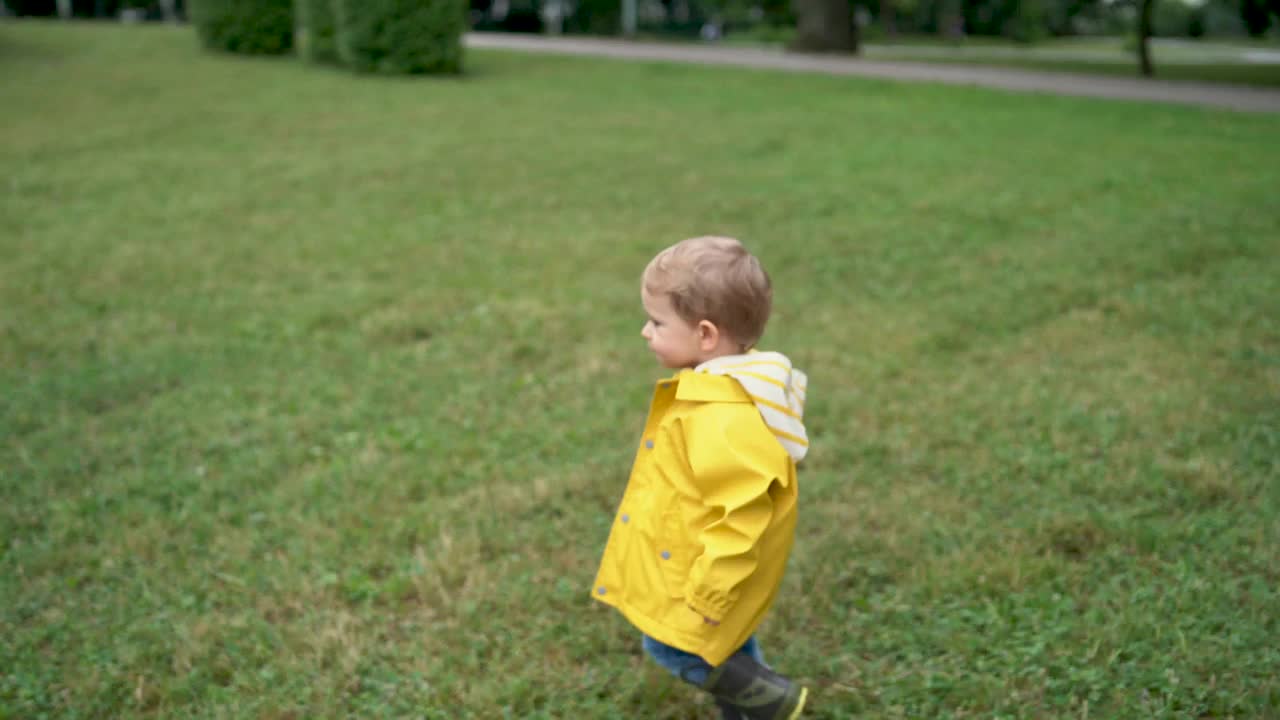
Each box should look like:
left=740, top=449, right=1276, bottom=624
left=642, top=236, right=773, bottom=349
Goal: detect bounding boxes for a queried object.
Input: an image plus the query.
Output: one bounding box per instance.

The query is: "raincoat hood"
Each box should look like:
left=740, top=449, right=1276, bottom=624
left=695, top=351, right=809, bottom=462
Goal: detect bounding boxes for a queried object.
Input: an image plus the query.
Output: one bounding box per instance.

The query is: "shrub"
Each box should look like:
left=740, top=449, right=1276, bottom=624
left=294, top=0, right=338, bottom=64
left=1006, top=0, right=1048, bottom=43
left=333, top=0, right=466, bottom=75
left=189, top=0, right=293, bottom=55
left=564, top=0, right=620, bottom=35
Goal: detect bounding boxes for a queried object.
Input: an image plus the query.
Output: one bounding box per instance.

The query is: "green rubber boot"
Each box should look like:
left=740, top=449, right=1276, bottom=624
left=702, top=653, right=808, bottom=720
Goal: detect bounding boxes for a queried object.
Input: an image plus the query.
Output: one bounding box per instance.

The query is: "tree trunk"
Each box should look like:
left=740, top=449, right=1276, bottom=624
left=791, top=0, right=858, bottom=53
left=1137, top=0, right=1155, bottom=77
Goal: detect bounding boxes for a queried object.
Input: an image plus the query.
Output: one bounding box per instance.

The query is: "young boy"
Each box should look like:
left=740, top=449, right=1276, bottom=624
left=591, top=237, right=809, bottom=720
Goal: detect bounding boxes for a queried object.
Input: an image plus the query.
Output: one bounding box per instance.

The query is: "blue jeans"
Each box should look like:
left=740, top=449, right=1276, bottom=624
left=642, top=634, right=765, bottom=687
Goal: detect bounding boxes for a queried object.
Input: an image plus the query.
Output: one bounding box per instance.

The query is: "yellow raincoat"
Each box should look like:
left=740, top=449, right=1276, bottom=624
left=591, top=352, right=808, bottom=666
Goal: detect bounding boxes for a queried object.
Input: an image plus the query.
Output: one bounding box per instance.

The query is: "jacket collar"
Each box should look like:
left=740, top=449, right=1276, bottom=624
left=669, top=370, right=752, bottom=403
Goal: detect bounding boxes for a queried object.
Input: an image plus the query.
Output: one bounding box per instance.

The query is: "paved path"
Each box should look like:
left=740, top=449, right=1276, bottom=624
left=465, top=33, right=1280, bottom=114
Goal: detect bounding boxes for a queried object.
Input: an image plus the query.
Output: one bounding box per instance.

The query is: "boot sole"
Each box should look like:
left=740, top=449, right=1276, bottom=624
left=784, top=686, right=808, bottom=720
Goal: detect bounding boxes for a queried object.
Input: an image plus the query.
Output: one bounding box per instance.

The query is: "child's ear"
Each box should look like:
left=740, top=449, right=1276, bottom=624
left=697, top=320, right=720, bottom=350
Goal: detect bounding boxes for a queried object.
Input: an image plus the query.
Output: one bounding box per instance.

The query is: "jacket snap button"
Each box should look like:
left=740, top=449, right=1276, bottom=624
left=660, top=551, right=671, bottom=560
left=597, top=586, right=607, bottom=595
left=645, top=440, right=654, bottom=449
left=621, top=514, right=629, bottom=523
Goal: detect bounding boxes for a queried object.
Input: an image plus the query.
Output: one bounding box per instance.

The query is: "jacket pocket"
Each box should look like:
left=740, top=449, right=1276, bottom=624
left=657, top=506, right=693, bottom=600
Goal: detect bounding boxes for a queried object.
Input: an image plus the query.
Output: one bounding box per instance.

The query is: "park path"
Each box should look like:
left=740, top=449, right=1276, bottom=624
left=465, top=33, right=1280, bottom=114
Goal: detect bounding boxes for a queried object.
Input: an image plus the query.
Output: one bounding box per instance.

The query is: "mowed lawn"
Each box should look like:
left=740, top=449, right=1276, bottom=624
left=1, top=21, right=1278, bottom=719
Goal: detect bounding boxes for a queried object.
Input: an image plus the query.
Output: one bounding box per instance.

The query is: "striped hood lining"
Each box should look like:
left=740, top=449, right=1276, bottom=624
left=695, top=351, right=809, bottom=462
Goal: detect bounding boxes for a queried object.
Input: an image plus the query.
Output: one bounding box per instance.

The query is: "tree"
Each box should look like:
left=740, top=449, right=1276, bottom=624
left=1137, top=0, right=1154, bottom=76
left=1240, top=0, right=1280, bottom=36
left=790, top=0, right=857, bottom=53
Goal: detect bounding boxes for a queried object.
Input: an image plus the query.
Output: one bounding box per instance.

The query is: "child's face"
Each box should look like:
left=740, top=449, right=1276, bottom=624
left=641, top=290, right=705, bottom=369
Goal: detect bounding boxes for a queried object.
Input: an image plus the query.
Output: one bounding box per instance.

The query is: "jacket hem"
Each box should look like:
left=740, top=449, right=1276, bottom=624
left=593, top=594, right=743, bottom=667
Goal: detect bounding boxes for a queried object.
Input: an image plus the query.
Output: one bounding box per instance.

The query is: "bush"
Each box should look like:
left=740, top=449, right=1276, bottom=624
left=189, top=0, right=293, bottom=55
left=332, top=0, right=466, bottom=75
left=1240, top=0, right=1273, bottom=37
left=1204, top=2, right=1246, bottom=36
left=1006, top=0, right=1048, bottom=43
left=295, top=0, right=338, bottom=64
left=1187, top=6, right=1206, bottom=37
left=563, top=0, right=620, bottom=35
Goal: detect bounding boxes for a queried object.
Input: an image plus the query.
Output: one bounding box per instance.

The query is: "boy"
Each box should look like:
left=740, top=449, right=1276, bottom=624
left=591, top=237, right=809, bottom=720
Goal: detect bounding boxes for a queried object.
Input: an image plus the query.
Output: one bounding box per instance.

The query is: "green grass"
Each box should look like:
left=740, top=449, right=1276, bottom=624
left=2, top=19, right=1279, bottom=719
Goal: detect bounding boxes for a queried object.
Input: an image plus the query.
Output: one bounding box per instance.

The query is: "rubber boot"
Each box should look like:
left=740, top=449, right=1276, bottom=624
left=701, top=653, right=808, bottom=720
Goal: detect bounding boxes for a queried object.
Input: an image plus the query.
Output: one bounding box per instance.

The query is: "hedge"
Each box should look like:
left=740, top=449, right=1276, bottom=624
left=333, top=0, right=466, bottom=75
left=190, top=0, right=293, bottom=55
left=294, top=0, right=338, bottom=64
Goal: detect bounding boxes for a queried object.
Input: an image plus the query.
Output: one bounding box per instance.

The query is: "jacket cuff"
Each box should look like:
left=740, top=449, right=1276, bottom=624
left=686, top=587, right=731, bottom=623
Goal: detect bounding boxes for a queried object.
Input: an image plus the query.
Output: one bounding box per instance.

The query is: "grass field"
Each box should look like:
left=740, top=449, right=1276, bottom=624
left=2, top=20, right=1279, bottom=719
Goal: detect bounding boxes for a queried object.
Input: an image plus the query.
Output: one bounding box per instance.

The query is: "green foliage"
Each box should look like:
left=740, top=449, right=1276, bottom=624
left=565, top=0, right=621, bottom=35
left=1240, top=0, right=1278, bottom=36
left=1187, top=6, right=1207, bottom=37
left=189, top=0, right=293, bottom=54
left=1008, top=0, right=1048, bottom=42
left=1153, top=0, right=1194, bottom=37
left=294, top=0, right=338, bottom=64
left=5, top=0, right=56, bottom=14
left=1202, top=1, right=1247, bottom=35
left=332, top=0, right=466, bottom=74
left=741, top=22, right=796, bottom=44
left=760, top=0, right=795, bottom=28
left=3, top=21, right=1280, bottom=719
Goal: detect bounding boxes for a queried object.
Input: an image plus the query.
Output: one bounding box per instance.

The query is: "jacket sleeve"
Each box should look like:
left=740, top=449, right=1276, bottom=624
left=680, top=407, right=787, bottom=623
